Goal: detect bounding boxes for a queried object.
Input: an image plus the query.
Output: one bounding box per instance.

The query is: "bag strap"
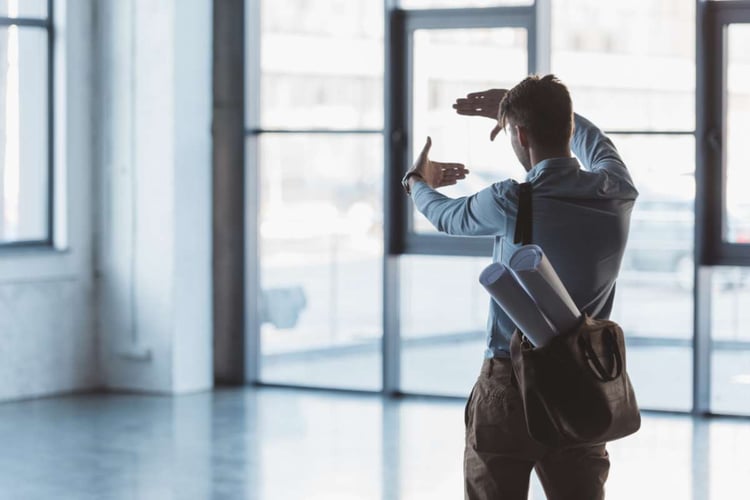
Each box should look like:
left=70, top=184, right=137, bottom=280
left=514, top=182, right=533, bottom=245
left=509, top=182, right=534, bottom=366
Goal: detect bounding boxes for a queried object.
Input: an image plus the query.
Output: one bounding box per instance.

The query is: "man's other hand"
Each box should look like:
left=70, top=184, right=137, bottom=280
left=408, top=136, right=469, bottom=190
left=452, top=89, right=508, bottom=120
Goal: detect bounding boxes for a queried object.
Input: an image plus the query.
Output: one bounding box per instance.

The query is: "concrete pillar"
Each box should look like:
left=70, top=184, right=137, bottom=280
left=97, top=0, right=213, bottom=393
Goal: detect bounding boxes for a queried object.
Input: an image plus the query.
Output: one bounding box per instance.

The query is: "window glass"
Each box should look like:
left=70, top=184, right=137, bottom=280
left=724, top=23, right=750, bottom=244
left=400, top=255, right=490, bottom=396
left=258, top=134, right=383, bottom=390
left=0, top=26, right=48, bottom=243
left=609, top=134, right=695, bottom=411
left=0, top=0, right=47, bottom=18
left=259, top=0, right=383, bottom=129
left=552, top=0, right=695, bottom=131
left=411, top=27, right=528, bottom=233
left=710, top=267, right=750, bottom=415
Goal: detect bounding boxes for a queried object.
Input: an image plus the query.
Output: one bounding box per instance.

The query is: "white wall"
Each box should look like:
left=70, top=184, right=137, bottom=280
left=0, top=0, right=213, bottom=401
left=96, top=0, right=213, bottom=393
left=0, top=0, right=98, bottom=401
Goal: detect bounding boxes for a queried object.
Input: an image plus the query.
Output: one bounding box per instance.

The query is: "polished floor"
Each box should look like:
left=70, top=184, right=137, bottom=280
left=0, top=388, right=748, bottom=500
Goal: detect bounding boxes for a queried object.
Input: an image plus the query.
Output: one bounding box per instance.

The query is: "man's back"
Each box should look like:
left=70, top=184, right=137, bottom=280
left=412, top=113, right=638, bottom=357
left=532, top=176, right=634, bottom=317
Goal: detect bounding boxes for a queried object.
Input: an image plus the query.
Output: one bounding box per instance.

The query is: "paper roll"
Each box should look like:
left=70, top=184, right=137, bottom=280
left=479, top=262, right=558, bottom=347
left=509, top=245, right=581, bottom=335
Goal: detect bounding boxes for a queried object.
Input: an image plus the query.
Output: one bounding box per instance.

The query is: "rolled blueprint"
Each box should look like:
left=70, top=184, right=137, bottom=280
left=479, top=262, right=558, bottom=347
left=508, top=245, right=581, bottom=335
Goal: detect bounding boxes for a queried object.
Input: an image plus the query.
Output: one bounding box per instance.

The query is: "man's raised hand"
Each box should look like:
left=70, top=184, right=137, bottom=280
left=452, top=89, right=508, bottom=120
left=410, top=137, right=470, bottom=189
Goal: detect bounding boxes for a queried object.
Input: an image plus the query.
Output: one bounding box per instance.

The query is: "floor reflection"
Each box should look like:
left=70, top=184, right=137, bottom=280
left=0, top=388, right=748, bottom=499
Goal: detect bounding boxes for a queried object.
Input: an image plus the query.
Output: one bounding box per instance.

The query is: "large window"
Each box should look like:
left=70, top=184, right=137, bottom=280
left=0, top=0, right=52, bottom=245
left=244, top=0, right=750, bottom=416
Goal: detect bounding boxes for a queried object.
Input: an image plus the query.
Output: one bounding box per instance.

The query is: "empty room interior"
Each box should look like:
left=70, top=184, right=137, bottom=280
left=1, top=0, right=750, bottom=498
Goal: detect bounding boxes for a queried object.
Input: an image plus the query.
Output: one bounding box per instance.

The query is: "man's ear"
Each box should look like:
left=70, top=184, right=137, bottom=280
left=516, top=125, right=530, bottom=148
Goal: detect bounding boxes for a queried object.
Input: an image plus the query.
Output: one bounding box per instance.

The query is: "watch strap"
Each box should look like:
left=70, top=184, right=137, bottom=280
left=402, top=171, right=424, bottom=195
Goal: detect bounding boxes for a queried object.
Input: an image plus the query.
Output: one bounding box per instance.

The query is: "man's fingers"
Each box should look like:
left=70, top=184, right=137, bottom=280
left=437, top=165, right=469, bottom=177
left=454, top=98, right=477, bottom=106
left=453, top=104, right=485, bottom=114
left=442, top=174, right=466, bottom=182
left=439, top=165, right=468, bottom=184
left=453, top=99, right=484, bottom=110
left=433, top=161, right=466, bottom=169
left=454, top=108, right=484, bottom=116
left=423, top=154, right=469, bottom=188
left=440, top=168, right=469, bottom=175
left=452, top=101, right=474, bottom=109
left=420, top=136, right=432, bottom=157
left=453, top=93, right=501, bottom=118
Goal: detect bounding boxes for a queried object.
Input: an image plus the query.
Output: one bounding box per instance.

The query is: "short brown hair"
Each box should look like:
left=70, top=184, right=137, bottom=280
left=498, top=74, right=573, bottom=149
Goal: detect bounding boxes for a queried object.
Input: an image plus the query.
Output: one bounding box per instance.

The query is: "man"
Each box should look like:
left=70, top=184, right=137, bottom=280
left=402, top=74, right=638, bottom=499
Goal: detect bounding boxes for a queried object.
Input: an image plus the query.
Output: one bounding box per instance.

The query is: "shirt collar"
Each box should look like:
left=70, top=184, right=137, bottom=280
left=525, top=156, right=580, bottom=181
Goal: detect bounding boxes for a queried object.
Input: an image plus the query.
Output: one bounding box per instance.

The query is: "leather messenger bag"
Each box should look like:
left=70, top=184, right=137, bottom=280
left=510, top=316, right=641, bottom=447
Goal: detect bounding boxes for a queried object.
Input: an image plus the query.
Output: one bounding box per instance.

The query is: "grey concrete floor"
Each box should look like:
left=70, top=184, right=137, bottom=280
left=0, top=387, right=749, bottom=499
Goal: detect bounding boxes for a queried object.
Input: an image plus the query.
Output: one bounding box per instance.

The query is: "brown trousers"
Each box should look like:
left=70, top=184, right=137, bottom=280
left=464, top=358, right=610, bottom=500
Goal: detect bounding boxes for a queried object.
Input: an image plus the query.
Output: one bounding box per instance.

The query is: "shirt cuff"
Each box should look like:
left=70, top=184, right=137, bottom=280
left=410, top=179, right=429, bottom=196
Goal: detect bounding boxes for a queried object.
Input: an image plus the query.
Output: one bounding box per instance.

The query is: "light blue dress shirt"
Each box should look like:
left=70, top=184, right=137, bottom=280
left=411, top=114, right=639, bottom=358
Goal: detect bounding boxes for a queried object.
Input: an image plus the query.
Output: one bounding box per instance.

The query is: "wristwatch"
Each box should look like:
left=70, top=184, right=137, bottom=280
left=401, top=171, right=424, bottom=195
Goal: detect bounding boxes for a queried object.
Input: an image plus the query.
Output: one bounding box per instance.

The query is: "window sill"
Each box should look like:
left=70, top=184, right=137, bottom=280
left=0, top=245, right=82, bottom=284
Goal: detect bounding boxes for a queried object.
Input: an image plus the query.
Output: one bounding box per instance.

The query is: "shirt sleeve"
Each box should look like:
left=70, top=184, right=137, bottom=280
left=410, top=179, right=517, bottom=237
left=571, top=114, right=638, bottom=189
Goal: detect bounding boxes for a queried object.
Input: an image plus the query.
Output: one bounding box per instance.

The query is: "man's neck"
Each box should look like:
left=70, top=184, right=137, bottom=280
left=529, top=147, right=572, bottom=170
